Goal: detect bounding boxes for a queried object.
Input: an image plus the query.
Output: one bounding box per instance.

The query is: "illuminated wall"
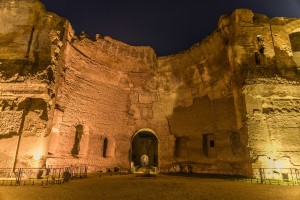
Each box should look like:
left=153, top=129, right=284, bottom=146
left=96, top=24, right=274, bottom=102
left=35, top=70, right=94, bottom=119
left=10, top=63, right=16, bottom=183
left=0, top=0, right=66, bottom=168
left=229, top=9, right=300, bottom=172
left=0, top=1, right=299, bottom=176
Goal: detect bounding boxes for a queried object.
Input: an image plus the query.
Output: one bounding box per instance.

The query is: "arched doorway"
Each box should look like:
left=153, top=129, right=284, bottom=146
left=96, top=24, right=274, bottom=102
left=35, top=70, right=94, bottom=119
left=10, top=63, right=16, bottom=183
left=289, top=30, right=300, bottom=67
left=131, top=129, right=158, bottom=173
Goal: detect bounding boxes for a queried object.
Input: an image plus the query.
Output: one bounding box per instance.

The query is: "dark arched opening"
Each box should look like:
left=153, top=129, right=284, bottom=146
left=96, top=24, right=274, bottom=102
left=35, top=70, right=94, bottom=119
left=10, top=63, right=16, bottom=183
left=131, top=130, right=158, bottom=173
left=103, top=138, right=108, bottom=157
left=175, top=137, right=188, bottom=158
left=71, top=125, right=83, bottom=156
left=289, top=31, right=300, bottom=67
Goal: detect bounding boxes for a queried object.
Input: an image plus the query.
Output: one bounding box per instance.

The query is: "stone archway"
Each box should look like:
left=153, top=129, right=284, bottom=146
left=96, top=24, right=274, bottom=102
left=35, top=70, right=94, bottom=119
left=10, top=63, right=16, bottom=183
left=131, top=129, right=158, bottom=173
left=289, top=30, right=300, bottom=67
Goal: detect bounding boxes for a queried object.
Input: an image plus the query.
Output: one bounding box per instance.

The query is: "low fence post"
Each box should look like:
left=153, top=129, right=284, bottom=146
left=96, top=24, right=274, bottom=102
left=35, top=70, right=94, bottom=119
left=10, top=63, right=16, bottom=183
left=259, top=168, right=263, bottom=184
left=290, top=168, right=294, bottom=185
left=295, top=169, right=299, bottom=184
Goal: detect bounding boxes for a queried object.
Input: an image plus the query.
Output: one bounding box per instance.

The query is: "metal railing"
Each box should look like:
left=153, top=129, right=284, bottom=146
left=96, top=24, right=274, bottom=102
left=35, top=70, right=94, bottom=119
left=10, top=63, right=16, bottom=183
left=231, top=168, right=300, bottom=185
left=166, top=163, right=248, bottom=176
left=0, top=165, right=88, bottom=186
left=253, top=168, right=299, bottom=184
left=165, top=163, right=300, bottom=185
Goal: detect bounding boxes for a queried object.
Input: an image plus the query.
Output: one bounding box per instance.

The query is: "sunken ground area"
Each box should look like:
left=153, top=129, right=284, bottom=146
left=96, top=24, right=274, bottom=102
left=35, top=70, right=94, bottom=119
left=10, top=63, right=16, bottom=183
left=1, top=174, right=299, bottom=200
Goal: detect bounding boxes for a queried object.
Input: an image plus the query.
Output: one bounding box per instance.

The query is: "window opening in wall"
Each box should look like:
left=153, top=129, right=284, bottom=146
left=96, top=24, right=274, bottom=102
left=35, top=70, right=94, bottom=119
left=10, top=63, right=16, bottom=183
left=203, top=133, right=214, bottom=156
left=175, top=137, right=188, bottom=158
left=289, top=32, right=300, bottom=52
left=289, top=31, right=300, bottom=67
left=71, top=125, right=83, bottom=156
left=210, top=140, right=215, bottom=148
left=102, top=137, right=115, bottom=158
left=103, top=138, right=108, bottom=157
left=255, top=52, right=261, bottom=65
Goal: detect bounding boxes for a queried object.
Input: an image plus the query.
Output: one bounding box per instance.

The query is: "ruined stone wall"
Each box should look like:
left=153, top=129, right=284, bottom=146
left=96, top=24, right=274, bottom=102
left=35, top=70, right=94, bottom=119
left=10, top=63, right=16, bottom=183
left=0, top=0, right=67, bottom=168
left=1, top=1, right=299, bottom=175
left=46, top=32, right=174, bottom=171
left=157, top=16, right=251, bottom=174
left=229, top=9, right=300, bottom=172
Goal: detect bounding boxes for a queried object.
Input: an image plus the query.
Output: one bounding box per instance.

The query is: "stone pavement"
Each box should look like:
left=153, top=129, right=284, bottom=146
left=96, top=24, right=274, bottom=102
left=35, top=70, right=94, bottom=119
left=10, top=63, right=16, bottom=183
left=1, top=174, right=299, bottom=200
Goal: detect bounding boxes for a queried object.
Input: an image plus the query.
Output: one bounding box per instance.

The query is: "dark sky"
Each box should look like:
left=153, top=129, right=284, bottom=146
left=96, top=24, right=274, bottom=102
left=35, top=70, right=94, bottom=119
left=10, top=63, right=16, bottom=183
left=41, top=0, right=300, bottom=56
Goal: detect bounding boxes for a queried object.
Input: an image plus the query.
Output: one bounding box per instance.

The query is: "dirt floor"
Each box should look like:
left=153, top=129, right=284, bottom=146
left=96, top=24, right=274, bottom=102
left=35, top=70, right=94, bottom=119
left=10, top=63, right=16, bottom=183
left=0, top=174, right=299, bottom=200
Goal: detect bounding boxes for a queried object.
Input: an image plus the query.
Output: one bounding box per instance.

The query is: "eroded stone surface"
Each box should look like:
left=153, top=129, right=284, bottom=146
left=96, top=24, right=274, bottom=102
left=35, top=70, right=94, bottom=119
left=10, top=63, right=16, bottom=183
left=0, top=1, right=300, bottom=176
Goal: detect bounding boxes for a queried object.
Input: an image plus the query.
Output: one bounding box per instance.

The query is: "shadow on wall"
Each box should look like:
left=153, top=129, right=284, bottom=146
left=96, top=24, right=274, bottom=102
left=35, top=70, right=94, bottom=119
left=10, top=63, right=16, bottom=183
left=244, top=31, right=300, bottom=82
left=71, top=125, right=83, bottom=156
left=17, top=98, right=48, bottom=120
left=289, top=31, right=300, bottom=67
left=13, top=98, right=49, bottom=169
left=167, top=92, right=251, bottom=173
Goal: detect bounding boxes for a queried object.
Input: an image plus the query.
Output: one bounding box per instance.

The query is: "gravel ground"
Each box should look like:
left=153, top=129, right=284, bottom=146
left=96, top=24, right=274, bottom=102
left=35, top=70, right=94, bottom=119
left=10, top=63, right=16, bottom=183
left=0, top=174, right=299, bottom=200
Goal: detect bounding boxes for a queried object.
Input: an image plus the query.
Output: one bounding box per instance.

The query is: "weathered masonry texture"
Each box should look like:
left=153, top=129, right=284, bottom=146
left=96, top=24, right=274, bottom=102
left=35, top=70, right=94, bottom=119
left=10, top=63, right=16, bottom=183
left=1, top=0, right=300, bottom=176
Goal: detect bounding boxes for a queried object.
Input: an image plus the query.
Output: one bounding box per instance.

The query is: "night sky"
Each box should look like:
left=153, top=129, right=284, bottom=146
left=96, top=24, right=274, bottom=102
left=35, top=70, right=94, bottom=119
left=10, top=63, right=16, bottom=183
left=41, top=0, right=300, bottom=56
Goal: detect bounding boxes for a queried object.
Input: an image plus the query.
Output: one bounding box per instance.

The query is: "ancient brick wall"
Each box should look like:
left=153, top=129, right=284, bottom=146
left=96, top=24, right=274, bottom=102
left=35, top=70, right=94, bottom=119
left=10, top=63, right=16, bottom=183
left=46, top=32, right=174, bottom=171
left=229, top=9, right=300, bottom=172
left=1, top=1, right=299, bottom=176
left=0, top=0, right=67, bottom=168
left=157, top=16, right=249, bottom=173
